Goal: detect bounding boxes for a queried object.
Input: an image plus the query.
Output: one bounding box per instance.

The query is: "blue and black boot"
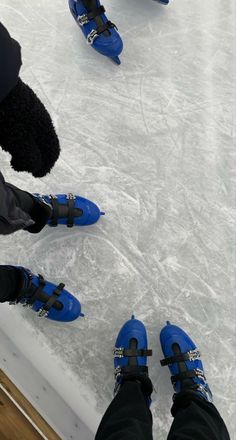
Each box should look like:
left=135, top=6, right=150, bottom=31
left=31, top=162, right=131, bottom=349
left=160, top=321, right=213, bottom=402
left=113, top=315, right=153, bottom=404
left=68, top=0, right=123, bottom=64
left=27, top=192, right=104, bottom=233
left=2, top=265, right=83, bottom=322
left=155, top=0, right=170, bottom=5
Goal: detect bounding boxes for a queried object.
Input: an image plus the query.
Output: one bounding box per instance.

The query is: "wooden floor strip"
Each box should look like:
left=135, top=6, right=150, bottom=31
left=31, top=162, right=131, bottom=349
left=0, top=369, right=61, bottom=440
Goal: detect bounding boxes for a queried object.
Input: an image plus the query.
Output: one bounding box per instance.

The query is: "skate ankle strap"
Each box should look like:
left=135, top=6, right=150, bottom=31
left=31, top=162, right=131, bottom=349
left=26, top=274, right=46, bottom=306
left=114, top=347, right=152, bottom=358
left=96, top=21, right=117, bottom=35
left=87, top=21, right=117, bottom=44
left=115, top=365, right=149, bottom=376
left=49, top=194, right=82, bottom=228
left=77, top=5, right=105, bottom=25
left=160, top=349, right=201, bottom=366
left=50, top=195, right=60, bottom=226
left=38, top=282, right=65, bottom=318
left=66, top=193, right=75, bottom=228
left=21, top=274, right=64, bottom=317
left=171, top=368, right=206, bottom=385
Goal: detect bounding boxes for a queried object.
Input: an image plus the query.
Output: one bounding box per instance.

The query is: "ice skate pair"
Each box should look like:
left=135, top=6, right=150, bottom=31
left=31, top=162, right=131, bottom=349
left=68, top=0, right=170, bottom=65
left=113, top=316, right=213, bottom=404
left=0, top=191, right=103, bottom=322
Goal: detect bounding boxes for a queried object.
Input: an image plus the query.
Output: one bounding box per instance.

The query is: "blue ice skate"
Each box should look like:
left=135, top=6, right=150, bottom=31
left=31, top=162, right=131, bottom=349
left=68, top=0, right=123, bottom=64
left=9, top=266, right=83, bottom=322
left=160, top=321, right=213, bottom=402
left=113, top=315, right=153, bottom=401
left=155, top=0, right=170, bottom=4
left=33, top=193, right=104, bottom=227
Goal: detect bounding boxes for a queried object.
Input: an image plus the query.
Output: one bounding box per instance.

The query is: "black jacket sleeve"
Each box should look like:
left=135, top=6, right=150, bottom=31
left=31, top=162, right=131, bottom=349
left=0, top=172, right=34, bottom=235
left=0, top=22, right=22, bottom=103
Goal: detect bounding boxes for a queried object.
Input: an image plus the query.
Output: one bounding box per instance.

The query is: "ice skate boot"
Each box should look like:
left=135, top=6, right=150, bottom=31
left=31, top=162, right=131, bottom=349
left=155, top=0, right=170, bottom=5
left=7, top=266, right=83, bottom=322
left=160, top=321, right=213, bottom=402
left=114, top=315, right=153, bottom=404
left=33, top=193, right=104, bottom=228
left=68, top=0, right=123, bottom=64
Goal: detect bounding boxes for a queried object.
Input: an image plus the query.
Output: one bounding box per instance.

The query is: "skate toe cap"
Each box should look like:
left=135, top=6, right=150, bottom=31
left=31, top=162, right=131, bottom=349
left=160, top=323, right=197, bottom=355
left=116, top=318, right=148, bottom=347
left=94, top=31, right=123, bottom=58
left=81, top=199, right=102, bottom=225
left=58, top=295, right=82, bottom=322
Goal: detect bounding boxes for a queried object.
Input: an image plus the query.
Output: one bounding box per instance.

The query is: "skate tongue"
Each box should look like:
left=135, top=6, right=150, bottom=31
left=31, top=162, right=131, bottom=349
left=172, top=343, right=194, bottom=390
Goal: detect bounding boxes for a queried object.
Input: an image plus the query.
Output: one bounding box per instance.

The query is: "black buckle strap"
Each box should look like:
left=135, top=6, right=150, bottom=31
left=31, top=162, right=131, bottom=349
left=87, top=5, right=105, bottom=20
left=49, top=194, right=77, bottom=228
left=67, top=193, right=75, bottom=228
left=115, top=365, right=149, bottom=376
left=160, top=349, right=201, bottom=366
left=114, top=347, right=152, bottom=358
left=77, top=6, right=105, bottom=26
left=50, top=195, right=59, bottom=227
left=171, top=369, right=206, bottom=385
left=124, top=348, right=152, bottom=357
left=96, top=21, right=117, bottom=35
left=87, top=21, right=117, bottom=45
left=26, top=274, right=46, bottom=306
left=39, top=282, right=65, bottom=316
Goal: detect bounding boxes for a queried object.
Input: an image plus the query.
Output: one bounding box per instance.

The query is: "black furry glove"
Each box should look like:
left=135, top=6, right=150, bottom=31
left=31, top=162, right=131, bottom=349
left=0, top=78, right=60, bottom=177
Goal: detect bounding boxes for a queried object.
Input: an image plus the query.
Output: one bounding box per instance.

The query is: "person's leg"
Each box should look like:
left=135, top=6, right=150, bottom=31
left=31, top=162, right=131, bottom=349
left=95, top=381, right=153, bottom=440
left=160, top=322, right=230, bottom=440
left=95, top=316, right=153, bottom=440
left=167, top=392, right=230, bottom=440
left=0, top=266, right=22, bottom=302
left=5, top=181, right=51, bottom=234
left=0, top=171, right=35, bottom=234
left=0, top=171, right=52, bottom=234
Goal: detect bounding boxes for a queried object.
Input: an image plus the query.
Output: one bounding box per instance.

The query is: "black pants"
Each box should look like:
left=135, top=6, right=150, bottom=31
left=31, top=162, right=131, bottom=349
left=0, top=171, right=34, bottom=234
left=95, top=382, right=230, bottom=440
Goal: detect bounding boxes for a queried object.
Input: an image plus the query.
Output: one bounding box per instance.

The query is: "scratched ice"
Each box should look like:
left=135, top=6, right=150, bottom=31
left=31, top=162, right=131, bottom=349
left=0, top=0, right=235, bottom=438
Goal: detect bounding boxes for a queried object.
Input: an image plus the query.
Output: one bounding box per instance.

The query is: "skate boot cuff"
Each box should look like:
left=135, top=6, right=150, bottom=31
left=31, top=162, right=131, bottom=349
left=160, top=349, right=211, bottom=397
left=77, top=0, right=118, bottom=42
left=25, top=195, right=52, bottom=233
left=160, top=344, right=213, bottom=403
left=15, top=273, right=63, bottom=316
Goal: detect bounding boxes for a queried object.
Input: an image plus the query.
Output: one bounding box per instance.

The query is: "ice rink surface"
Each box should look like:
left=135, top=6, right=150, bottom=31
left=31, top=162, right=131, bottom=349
left=0, top=0, right=235, bottom=438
